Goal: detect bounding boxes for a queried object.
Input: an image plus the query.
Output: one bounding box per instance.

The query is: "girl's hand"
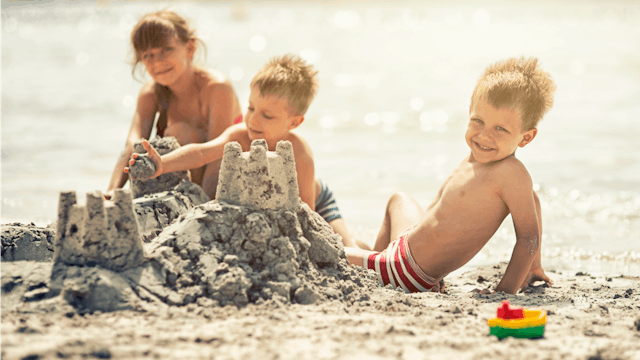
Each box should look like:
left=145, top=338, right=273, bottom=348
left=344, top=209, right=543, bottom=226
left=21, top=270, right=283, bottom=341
left=124, top=140, right=163, bottom=180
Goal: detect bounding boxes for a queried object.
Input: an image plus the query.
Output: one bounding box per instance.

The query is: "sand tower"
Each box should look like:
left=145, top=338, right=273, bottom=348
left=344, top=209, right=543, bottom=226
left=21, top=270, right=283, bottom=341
left=54, top=189, right=145, bottom=271
left=216, top=139, right=300, bottom=211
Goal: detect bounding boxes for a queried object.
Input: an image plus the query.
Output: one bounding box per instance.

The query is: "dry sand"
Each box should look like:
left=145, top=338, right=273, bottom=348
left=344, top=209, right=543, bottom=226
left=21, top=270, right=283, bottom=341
left=2, top=260, right=639, bottom=360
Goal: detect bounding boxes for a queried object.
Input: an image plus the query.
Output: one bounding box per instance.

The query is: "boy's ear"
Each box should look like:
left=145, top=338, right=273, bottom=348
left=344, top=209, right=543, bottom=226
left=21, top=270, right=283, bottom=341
left=518, top=128, right=538, bottom=148
left=288, top=115, right=304, bottom=130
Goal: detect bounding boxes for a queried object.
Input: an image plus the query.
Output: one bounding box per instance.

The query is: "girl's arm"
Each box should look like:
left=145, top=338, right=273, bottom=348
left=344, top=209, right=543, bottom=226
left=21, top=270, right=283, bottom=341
left=106, top=84, right=157, bottom=197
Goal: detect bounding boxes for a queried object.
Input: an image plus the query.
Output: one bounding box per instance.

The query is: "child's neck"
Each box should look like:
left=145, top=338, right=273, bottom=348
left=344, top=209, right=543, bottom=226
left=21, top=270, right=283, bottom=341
left=166, top=65, right=197, bottom=99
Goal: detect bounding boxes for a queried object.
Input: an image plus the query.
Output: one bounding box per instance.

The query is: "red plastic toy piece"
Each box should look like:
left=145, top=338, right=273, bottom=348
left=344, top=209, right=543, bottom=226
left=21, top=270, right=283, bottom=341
left=497, top=300, right=524, bottom=320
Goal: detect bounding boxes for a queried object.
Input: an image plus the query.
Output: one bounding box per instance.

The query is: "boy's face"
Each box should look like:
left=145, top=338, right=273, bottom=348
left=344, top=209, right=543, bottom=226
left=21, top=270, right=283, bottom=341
left=465, top=98, right=537, bottom=163
left=245, top=86, right=303, bottom=143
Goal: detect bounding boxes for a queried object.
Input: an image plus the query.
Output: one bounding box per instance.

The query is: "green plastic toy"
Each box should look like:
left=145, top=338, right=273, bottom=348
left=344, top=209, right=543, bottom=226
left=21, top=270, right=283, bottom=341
left=487, top=301, right=547, bottom=339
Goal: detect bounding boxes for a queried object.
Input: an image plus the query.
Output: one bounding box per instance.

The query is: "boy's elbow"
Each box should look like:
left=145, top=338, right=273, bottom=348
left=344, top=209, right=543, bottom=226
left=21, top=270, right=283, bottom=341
left=517, top=234, right=539, bottom=254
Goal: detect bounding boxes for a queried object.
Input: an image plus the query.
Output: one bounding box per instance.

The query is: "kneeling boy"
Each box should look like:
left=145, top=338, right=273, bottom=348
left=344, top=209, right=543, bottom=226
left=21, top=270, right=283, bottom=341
left=346, top=57, right=555, bottom=295
left=126, top=54, right=355, bottom=247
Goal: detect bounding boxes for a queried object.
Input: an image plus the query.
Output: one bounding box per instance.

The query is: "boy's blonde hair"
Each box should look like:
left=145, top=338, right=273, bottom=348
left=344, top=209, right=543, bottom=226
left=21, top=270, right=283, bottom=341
left=251, top=54, right=319, bottom=116
left=471, top=57, right=556, bottom=131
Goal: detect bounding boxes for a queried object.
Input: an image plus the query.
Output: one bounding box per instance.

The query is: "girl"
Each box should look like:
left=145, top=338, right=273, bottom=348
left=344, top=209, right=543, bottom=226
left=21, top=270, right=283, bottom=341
left=106, top=10, right=242, bottom=199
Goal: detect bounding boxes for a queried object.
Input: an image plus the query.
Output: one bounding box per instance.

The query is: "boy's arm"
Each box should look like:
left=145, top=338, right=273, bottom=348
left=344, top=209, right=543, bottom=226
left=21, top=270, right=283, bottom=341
left=494, top=164, right=540, bottom=295
left=292, top=139, right=316, bottom=211
left=126, top=124, right=242, bottom=179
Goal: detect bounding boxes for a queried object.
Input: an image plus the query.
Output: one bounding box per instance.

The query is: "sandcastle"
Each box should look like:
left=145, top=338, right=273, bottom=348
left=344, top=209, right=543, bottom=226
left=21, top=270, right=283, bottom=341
left=216, top=140, right=299, bottom=211
left=54, top=189, right=144, bottom=272
left=38, top=139, right=377, bottom=313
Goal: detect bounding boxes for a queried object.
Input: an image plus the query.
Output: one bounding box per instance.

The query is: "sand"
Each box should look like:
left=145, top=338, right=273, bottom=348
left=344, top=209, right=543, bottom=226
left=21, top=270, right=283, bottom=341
left=2, top=140, right=640, bottom=359
left=2, top=260, right=639, bottom=360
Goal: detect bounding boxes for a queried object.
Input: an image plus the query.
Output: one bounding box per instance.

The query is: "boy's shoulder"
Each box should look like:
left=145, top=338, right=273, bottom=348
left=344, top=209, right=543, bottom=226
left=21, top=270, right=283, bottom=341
left=287, top=131, right=314, bottom=161
left=490, top=156, right=533, bottom=189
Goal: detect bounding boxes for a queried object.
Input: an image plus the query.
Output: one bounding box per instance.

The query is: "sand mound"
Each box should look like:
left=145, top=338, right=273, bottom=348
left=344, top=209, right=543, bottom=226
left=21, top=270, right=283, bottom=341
left=1, top=223, right=55, bottom=262
left=12, top=139, right=381, bottom=314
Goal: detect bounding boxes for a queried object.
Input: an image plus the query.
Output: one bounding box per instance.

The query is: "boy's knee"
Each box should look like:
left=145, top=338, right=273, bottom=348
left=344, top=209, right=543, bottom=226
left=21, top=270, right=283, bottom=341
left=388, top=191, right=411, bottom=205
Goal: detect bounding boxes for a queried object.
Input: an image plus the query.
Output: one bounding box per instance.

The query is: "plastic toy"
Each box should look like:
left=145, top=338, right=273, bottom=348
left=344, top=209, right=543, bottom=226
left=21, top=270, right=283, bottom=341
left=487, top=301, right=546, bottom=339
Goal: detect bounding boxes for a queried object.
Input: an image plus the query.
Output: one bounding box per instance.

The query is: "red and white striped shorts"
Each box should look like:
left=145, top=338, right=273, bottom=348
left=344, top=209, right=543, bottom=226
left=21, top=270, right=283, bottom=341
left=363, top=228, right=438, bottom=293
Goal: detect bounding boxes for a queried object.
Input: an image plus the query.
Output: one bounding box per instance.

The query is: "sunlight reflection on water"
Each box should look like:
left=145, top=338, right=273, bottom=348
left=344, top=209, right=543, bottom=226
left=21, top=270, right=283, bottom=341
left=1, top=0, right=639, bottom=274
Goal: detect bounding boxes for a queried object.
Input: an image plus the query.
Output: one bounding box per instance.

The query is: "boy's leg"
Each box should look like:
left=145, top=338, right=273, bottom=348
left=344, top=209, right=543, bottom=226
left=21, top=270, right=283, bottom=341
left=373, top=192, right=423, bottom=252
left=328, top=218, right=355, bottom=247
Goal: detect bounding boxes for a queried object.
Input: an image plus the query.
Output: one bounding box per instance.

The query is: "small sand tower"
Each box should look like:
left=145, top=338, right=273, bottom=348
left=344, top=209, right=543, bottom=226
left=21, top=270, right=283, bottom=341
left=54, top=189, right=145, bottom=271
left=216, top=140, right=300, bottom=211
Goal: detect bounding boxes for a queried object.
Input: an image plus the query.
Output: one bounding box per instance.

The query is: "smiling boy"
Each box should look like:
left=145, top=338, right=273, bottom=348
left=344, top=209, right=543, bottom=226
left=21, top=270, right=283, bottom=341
left=346, top=57, right=555, bottom=295
left=125, top=54, right=356, bottom=247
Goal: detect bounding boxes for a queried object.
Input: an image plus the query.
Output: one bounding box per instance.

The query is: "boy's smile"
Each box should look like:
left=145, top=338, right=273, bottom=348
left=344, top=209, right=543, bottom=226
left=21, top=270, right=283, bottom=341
left=245, top=86, right=303, bottom=147
left=465, top=99, right=537, bottom=163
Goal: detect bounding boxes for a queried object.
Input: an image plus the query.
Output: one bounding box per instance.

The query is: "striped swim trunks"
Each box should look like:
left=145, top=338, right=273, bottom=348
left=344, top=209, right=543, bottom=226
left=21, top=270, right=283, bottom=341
left=363, top=228, right=438, bottom=293
left=315, top=179, right=343, bottom=223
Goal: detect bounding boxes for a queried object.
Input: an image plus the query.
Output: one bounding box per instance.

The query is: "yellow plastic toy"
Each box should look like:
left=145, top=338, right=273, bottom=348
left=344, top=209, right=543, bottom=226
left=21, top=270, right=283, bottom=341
left=487, top=301, right=547, bottom=339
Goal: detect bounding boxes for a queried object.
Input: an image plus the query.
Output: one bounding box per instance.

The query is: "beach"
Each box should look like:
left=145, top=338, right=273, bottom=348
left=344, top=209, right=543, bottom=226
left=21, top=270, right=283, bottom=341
left=2, top=1, right=640, bottom=358
left=2, top=260, right=639, bottom=360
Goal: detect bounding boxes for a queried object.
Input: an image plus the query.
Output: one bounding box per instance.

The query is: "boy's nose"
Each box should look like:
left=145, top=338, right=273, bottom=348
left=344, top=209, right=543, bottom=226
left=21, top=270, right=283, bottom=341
left=246, top=114, right=261, bottom=130
left=478, top=129, right=491, bottom=140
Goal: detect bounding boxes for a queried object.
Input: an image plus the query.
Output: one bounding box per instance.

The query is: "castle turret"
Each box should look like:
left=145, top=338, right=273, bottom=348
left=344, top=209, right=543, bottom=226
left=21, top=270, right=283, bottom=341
left=54, top=189, right=145, bottom=271
left=216, top=140, right=300, bottom=211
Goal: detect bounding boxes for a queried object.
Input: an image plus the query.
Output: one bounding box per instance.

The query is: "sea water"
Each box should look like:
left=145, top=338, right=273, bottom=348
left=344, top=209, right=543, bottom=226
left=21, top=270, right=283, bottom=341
left=2, top=0, right=639, bottom=276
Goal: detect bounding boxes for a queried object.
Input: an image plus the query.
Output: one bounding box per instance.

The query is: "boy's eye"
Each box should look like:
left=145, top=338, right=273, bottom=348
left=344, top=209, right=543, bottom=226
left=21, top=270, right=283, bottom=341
left=247, top=106, right=254, bottom=112
left=496, top=126, right=509, bottom=132
left=472, top=118, right=483, bottom=124
left=263, top=113, right=273, bottom=120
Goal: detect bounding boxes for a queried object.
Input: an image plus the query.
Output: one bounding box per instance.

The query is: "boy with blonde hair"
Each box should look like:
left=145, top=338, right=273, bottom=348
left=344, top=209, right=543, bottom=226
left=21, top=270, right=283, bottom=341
left=346, top=57, right=555, bottom=295
left=125, top=54, right=355, bottom=247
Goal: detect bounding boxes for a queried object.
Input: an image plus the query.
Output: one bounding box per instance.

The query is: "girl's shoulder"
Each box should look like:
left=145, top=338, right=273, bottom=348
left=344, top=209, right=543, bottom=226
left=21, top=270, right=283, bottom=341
left=194, top=68, right=237, bottom=105
left=195, top=68, right=234, bottom=91
left=137, top=80, right=160, bottom=108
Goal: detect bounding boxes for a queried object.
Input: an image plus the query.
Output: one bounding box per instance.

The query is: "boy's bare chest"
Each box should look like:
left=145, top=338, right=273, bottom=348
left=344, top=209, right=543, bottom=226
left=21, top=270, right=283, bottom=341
left=439, top=165, right=503, bottom=209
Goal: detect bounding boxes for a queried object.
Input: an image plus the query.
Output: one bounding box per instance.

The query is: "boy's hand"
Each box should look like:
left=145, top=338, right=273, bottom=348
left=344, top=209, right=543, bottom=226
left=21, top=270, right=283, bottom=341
left=430, top=279, right=446, bottom=294
left=471, top=288, right=496, bottom=295
left=520, top=267, right=553, bottom=290
left=124, top=140, right=162, bottom=180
